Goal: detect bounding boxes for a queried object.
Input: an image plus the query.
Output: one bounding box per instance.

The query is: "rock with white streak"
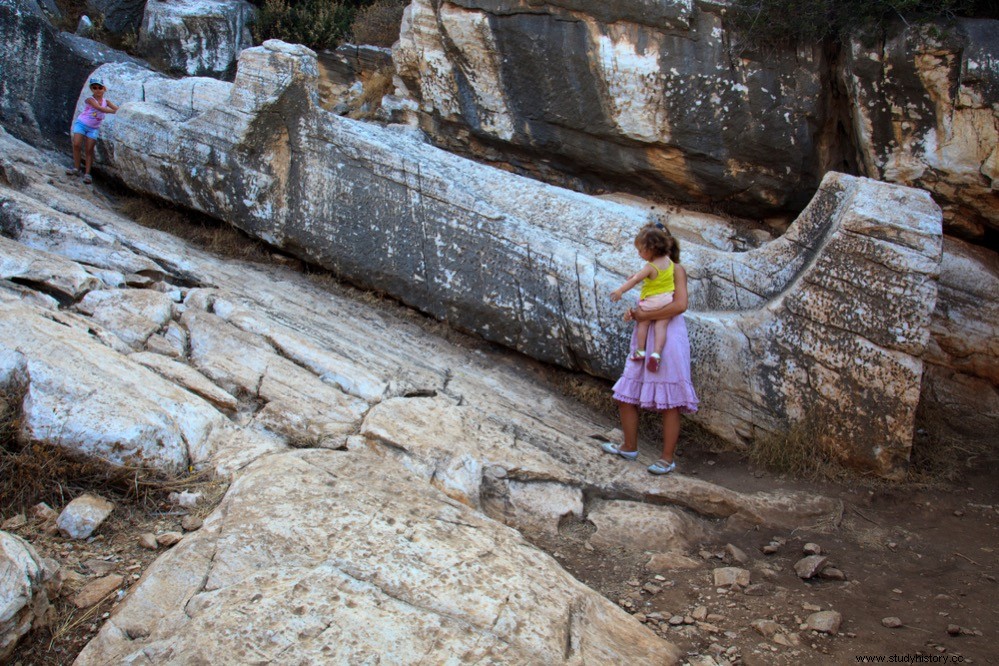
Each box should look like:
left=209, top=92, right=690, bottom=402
left=56, top=494, right=114, bottom=539
left=0, top=531, right=50, bottom=661
left=86, top=44, right=944, bottom=477
left=138, top=0, right=254, bottom=77
left=394, top=0, right=830, bottom=216
left=75, top=450, right=683, bottom=665
left=130, top=351, right=239, bottom=411
left=76, top=289, right=175, bottom=349
left=840, top=19, right=999, bottom=241
left=0, top=302, right=228, bottom=471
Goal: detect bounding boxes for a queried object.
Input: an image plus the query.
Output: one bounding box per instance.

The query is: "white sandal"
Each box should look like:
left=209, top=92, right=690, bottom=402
left=601, top=442, right=638, bottom=460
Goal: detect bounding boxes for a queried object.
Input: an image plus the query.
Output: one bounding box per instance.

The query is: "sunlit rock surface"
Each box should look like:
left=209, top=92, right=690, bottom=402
left=0, top=129, right=852, bottom=664
left=83, top=42, right=944, bottom=476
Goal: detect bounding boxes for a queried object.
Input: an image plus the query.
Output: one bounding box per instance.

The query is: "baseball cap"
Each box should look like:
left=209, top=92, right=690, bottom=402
left=89, top=78, right=105, bottom=87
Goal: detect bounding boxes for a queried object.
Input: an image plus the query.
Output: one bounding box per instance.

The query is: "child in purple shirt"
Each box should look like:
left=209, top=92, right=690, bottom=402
left=66, top=78, right=118, bottom=184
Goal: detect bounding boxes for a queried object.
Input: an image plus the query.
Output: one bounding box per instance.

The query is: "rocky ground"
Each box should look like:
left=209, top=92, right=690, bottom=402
left=542, top=453, right=999, bottom=666
left=6, top=417, right=996, bottom=665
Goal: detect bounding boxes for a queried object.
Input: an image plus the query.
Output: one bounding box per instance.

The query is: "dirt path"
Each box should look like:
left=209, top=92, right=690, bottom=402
left=542, top=447, right=999, bottom=665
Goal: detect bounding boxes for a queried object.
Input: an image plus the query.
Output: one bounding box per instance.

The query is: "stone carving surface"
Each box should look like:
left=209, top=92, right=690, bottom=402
left=0, top=128, right=851, bottom=662
left=85, top=43, right=943, bottom=476
left=138, top=0, right=255, bottom=77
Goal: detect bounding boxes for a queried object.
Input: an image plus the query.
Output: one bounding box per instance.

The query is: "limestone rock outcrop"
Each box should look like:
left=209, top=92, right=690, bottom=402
left=0, top=129, right=851, bottom=663
left=138, top=0, right=255, bottom=77
left=76, top=449, right=683, bottom=664
left=85, top=42, right=943, bottom=476
left=0, top=531, right=50, bottom=661
left=394, top=0, right=834, bottom=215
left=919, top=236, right=999, bottom=443
left=840, top=19, right=999, bottom=242
left=393, top=2, right=999, bottom=242
left=0, top=0, right=147, bottom=147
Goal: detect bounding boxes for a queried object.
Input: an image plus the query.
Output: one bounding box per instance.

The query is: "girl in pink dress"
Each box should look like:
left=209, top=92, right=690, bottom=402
left=602, top=224, right=698, bottom=474
left=67, top=78, right=118, bottom=184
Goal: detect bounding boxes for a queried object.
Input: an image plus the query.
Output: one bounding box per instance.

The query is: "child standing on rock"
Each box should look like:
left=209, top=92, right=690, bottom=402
left=67, top=78, right=118, bottom=184
left=610, top=223, right=677, bottom=372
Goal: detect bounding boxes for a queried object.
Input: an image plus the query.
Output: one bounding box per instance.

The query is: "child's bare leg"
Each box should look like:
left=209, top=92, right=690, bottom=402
left=651, top=319, right=669, bottom=357
left=631, top=320, right=651, bottom=359
left=71, top=134, right=83, bottom=170
left=84, top=138, right=97, bottom=174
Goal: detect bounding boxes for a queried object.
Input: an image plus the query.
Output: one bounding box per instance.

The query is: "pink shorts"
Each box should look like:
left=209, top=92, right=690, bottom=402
left=638, top=292, right=674, bottom=311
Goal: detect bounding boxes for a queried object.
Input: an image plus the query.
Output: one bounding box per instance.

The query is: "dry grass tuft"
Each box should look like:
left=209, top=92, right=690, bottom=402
left=0, top=440, right=222, bottom=518
left=118, top=197, right=274, bottom=263
left=748, top=415, right=842, bottom=479
left=347, top=67, right=396, bottom=120
left=0, top=386, right=224, bottom=517
left=908, top=430, right=994, bottom=484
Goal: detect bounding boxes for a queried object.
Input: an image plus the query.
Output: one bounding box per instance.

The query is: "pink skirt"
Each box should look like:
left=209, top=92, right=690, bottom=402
left=612, top=314, right=699, bottom=413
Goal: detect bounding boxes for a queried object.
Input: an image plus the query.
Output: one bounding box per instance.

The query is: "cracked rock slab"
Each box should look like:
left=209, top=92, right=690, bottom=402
left=76, top=449, right=682, bottom=665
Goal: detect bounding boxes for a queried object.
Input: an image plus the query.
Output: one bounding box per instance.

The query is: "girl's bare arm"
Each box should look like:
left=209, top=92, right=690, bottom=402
left=627, top=265, right=688, bottom=321
left=611, top=264, right=653, bottom=302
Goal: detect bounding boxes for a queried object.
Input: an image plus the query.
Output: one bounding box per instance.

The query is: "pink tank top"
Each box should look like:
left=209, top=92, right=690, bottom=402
left=77, top=100, right=106, bottom=129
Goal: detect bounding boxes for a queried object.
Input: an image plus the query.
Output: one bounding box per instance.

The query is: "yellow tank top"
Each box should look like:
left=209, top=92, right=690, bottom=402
left=640, top=260, right=675, bottom=299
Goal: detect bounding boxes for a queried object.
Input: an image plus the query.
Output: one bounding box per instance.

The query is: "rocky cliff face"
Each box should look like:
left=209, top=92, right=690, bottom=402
left=138, top=0, right=255, bottom=77
left=395, top=0, right=837, bottom=215
left=394, top=1, right=999, bottom=244
left=840, top=19, right=999, bottom=244
left=77, top=42, right=948, bottom=477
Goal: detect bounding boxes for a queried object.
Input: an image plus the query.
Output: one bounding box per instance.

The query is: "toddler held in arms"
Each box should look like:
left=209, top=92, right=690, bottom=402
left=610, top=223, right=677, bottom=372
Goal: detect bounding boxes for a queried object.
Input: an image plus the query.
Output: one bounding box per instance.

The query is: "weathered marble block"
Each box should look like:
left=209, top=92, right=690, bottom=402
left=86, top=42, right=942, bottom=477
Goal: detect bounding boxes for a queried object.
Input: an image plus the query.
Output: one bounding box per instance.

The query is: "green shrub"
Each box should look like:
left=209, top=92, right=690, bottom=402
left=727, top=0, right=991, bottom=45
left=351, top=0, right=407, bottom=47
left=252, top=0, right=356, bottom=51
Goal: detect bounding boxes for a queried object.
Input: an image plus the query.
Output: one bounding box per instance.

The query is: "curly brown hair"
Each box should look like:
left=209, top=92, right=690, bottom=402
left=635, top=224, right=679, bottom=263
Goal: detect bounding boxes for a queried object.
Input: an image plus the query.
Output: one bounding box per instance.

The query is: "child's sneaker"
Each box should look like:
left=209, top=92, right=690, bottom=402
left=66, top=167, right=81, bottom=176
left=82, top=174, right=92, bottom=184
left=647, top=353, right=661, bottom=372
left=630, top=349, right=646, bottom=362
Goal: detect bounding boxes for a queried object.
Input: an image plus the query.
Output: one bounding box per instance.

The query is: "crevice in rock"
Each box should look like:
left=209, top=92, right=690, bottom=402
left=7, top=278, right=79, bottom=308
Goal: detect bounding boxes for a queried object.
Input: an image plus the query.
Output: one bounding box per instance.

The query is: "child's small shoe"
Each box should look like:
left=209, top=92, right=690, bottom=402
left=82, top=174, right=92, bottom=184
left=647, top=459, right=676, bottom=475
left=630, top=349, right=646, bottom=362
left=601, top=442, right=638, bottom=460
left=647, top=353, right=661, bottom=372
left=66, top=168, right=80, bottom=176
